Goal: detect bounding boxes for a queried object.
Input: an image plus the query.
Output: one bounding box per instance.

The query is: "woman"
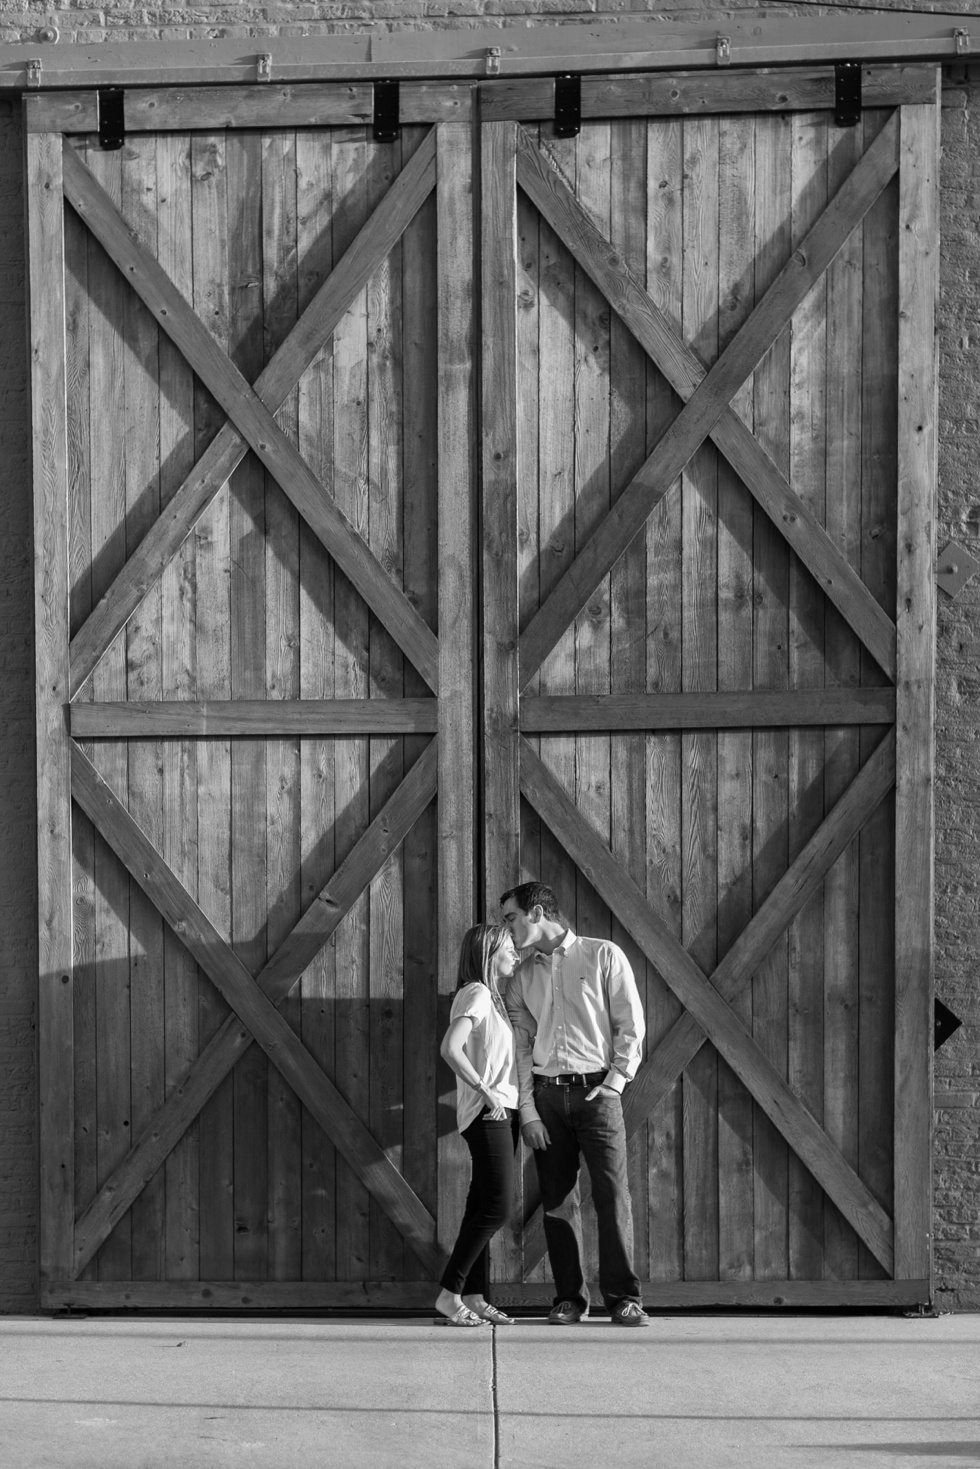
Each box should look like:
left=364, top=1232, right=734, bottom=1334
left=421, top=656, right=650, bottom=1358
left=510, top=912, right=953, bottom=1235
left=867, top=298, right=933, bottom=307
left=435, top=924, right=520, bottom=1327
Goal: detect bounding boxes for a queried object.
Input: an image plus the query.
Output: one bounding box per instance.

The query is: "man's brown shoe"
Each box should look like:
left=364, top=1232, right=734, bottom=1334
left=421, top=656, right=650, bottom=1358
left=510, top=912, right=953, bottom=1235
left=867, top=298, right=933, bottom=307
left=610, top=1301, right=649, bottom=1327
left=547, top=1300, right=589, bottom=1325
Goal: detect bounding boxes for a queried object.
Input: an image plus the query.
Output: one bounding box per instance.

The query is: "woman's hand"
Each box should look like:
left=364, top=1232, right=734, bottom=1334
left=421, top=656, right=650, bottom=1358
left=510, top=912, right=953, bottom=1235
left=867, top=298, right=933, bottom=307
left=481, top=1088, right=507, bottom=1121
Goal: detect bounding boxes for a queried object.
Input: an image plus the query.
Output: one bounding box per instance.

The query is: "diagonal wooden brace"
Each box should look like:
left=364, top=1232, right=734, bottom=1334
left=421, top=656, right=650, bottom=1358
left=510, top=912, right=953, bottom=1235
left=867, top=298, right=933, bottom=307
left=514, top=126, right=897, bottom=685
left=62, top=137, right=440, bottom=695
left=70, top=740, right=443, bottom=1279
left=518, top=736, right=895, bottom=1274
left=518, top=112, right=900, bottom=684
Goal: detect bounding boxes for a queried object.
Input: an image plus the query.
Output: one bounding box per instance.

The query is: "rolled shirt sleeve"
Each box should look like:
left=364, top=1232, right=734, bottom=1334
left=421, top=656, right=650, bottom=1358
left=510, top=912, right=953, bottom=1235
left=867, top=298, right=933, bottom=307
left=505, top=974, right=542, bottom=1126
left=600, top=942, right=645, bottom=1094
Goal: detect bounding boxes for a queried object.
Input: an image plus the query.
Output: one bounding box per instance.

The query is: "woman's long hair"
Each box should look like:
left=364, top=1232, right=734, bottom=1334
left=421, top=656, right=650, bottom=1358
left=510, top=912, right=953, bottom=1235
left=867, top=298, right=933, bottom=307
left=455, top=924, right=510, bottom=1007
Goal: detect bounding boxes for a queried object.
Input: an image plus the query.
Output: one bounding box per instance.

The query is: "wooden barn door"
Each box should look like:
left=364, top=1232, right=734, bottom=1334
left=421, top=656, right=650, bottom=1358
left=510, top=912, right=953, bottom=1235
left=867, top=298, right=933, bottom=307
left=481, top=68, right=939, bottom=1307
left=29, top=90, right=478, bottom=1308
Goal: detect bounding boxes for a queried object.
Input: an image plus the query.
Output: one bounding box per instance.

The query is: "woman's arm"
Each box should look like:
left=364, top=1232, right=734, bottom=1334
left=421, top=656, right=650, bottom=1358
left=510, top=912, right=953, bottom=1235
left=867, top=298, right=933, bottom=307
left=441, top=1016, right=506, bottom=1119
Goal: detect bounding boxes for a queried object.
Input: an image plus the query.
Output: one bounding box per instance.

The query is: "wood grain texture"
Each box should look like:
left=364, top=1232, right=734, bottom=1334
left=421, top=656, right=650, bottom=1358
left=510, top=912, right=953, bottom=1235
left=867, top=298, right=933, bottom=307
left=29, top=128, right=74, bottom=1283
left=750, top=112, right=791, bottom=1285
left=519, top=737, right=895, bottom=1274
left=679, top=112, right=720, bottom=1282
left=893, top=91, right=939, bottom=1284
left=478, top=66, right=937, bottom=122
left=858, top=109, right=898, bottom=1281
left=644, top=114, right=685, bottom=1285
left=480, top=120, right=520, bottom=912
left=822, top=118, right=865, bottom=1283
left=67, top=132, right=438, bottom=697
left=70, top=699, right=439, bottom=736
left=514, top=128, right=897, bottom=684
left=26, top=82, right=474, bottom=133
left=71, top=741, right=443, bottom=1278
left=436, top=122, right=478, bottom=1258
left=715, top=110, right=755, bottom=1283
left=41, top=1274, right=929, bottom=1311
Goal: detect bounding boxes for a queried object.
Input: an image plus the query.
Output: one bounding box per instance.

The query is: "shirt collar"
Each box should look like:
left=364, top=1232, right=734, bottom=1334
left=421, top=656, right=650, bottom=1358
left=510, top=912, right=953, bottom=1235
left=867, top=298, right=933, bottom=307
left=533, top=928, right=577, bottom=961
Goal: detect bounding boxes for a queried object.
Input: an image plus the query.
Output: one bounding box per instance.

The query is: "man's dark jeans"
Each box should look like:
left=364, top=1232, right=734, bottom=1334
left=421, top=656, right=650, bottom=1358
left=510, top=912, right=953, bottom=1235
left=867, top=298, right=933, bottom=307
left=532, top=1081, right=641, bottom=1313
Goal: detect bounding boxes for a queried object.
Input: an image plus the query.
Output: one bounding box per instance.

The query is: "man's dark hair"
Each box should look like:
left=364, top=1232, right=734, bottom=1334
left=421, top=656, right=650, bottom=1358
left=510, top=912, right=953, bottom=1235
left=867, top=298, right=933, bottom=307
left=500, top=880, right=563, bottom=922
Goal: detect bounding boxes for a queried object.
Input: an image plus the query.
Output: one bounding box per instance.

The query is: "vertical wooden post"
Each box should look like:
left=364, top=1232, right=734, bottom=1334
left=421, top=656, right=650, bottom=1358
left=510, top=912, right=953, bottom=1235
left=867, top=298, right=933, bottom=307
left=480, top=120, right=520, bottom=917
left=27, top=127, right=73, bottom=1287
left=894, top=83, right=939, bottom=1288
left=437, top=121, right=477, bottom=1253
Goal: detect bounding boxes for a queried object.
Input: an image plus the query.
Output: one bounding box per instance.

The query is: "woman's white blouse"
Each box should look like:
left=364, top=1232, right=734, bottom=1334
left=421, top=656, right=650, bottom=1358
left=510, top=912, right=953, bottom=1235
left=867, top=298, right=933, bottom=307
left=450, top=982, right=519, bottom=1133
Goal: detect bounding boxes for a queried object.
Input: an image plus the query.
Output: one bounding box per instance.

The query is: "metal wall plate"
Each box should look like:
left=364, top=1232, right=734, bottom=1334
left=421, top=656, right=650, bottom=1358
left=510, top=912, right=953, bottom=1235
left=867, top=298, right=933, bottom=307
left=936, top=539, right=980, bottom=599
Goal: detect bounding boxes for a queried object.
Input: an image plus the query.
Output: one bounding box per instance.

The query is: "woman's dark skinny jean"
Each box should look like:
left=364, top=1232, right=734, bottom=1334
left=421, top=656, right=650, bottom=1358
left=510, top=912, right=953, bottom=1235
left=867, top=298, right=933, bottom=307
left=440, top=1109, right=519, bottom=1297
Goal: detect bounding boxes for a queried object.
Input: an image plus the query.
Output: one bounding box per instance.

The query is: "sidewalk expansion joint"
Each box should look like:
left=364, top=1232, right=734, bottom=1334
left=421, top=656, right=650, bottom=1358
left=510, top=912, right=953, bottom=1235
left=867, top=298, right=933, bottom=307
left=491, top=1324, right=500, bottom=1469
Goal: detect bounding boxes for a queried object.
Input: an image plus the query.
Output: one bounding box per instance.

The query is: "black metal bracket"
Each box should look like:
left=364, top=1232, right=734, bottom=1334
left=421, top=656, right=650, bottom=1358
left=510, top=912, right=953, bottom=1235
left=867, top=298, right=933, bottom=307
left=935, top=997, right=963, bottom=1052
left=834, top=62, right=861, bottom=128
left=373, top=80, right=400, bottom=144
left=97, top=87, right=125, bottom=151
left=554, top=73, right=581, bottom=139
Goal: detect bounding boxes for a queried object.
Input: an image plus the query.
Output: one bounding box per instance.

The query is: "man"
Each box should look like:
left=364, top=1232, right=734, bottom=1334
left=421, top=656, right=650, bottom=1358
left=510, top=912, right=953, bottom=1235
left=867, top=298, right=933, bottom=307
left=502, top=880, right=648, bottom=1327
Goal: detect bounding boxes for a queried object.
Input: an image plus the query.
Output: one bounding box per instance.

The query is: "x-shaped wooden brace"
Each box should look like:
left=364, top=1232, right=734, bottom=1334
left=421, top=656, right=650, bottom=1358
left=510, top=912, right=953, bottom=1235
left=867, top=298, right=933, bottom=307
left=70, top=739, right=442, bottom=1280
left=519, top=733, right=896, bottom=1275
left=509, top=116, right=905, bottom=1276
left=515, top=113, right=900, bottom=687
left=64, top=129, right=439, bottom=698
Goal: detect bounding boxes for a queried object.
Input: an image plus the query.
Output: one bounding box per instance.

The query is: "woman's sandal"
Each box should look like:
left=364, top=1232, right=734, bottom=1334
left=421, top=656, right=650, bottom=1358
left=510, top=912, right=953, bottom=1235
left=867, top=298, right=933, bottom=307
left=473, top=1304, right=516, bottom=1325
left=436, top=1304, right=486, bottom=1327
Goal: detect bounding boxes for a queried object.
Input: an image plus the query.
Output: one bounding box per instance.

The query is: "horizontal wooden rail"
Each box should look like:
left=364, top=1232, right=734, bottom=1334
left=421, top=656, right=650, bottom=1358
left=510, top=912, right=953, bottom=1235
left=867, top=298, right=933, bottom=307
left=40, top=1276, right=930, bottom=1311
left=521, top=689, right=895, bottom=732
left=70, top=699, right=438, bottom=738
left=481, top=65, right=935, bottom=121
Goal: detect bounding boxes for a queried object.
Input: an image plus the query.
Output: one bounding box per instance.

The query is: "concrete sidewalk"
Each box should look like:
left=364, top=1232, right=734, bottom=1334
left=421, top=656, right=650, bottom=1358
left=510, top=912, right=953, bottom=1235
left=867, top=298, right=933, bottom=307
left=0, top=1313, right=978, bottom=1468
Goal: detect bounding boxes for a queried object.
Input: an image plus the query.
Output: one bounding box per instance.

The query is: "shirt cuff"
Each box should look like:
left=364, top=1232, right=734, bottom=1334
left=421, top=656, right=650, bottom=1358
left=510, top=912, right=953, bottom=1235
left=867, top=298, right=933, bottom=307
left=519, top=1102, right=541, bottom=1125
left=602, top=1070, right=626, bottom=1095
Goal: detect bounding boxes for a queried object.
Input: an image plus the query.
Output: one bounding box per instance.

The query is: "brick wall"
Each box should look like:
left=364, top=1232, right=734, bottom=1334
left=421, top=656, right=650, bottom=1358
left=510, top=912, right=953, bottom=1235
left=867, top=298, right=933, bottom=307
left=934, top=72, right=980, bottom=1312
left=0, top=3, right=978, bottom=1311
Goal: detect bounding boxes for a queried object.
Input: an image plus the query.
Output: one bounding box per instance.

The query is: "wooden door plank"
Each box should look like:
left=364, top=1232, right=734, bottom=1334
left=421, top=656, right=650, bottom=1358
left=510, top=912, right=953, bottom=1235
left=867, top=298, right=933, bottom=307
left=262, top=126, right=305, bottom=1284
left=519, top=737, right=895, bottom=1273
left=121, top=137, right=167, bottom=1283
left=401, top=125, right=440, bottom=1279
left=436, top=121, right=478, bottom=1258
left=190, top=131, right=235, bottom=1282
left=73, top=738, right=438, bottom=1275
left=86, top=144, right=132, bottom=1283
left=157, top=130, right=199, bottom=1282
left=518, top=113, right=900, bottom=685
left=822, top=119, right=865, bottom=1282
left=28, top=128, right=74, bottom=1284
left=893, top=94, right=939, bottom=1284
left=787, top=112, right=829, bottom=1281
left=330, top=128, right=373, bottom=1284
left=481, top=120, right=520, bottom=912
left=70, top=699, right=439, bottom=737
left=679, top=112, right=720, bottom=1282
left=66, top=133, right=439, bottom=698
left=513, top=128, right=897, bottom=684
left=750, top=112, right=792, bottom=1285
left=479, top=66, right=937, bottom=122
left=42, top=1274, right=931, bottom=1311
left=295, top=124, right=338, bottom=1286
left=366, top=130, right=408, bottom=1283
left=609, top=116, right=652, bottom=1285
left=571, top=121, right=614, bottom=1282
left=70, top=741, right=443, bottom=1279
left=858, top=110, right=899, bottom=1281
left=644, top=114, right=685, bottom=1285
left=226, top=131, right=269, bottom=1284
left=716, top=110, right=756, bottom=1283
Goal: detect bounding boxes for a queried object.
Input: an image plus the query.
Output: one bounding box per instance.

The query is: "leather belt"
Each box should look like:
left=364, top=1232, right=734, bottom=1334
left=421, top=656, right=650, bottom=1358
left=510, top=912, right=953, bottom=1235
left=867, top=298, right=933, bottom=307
left=534, top=1071, right=606, bottom=1087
